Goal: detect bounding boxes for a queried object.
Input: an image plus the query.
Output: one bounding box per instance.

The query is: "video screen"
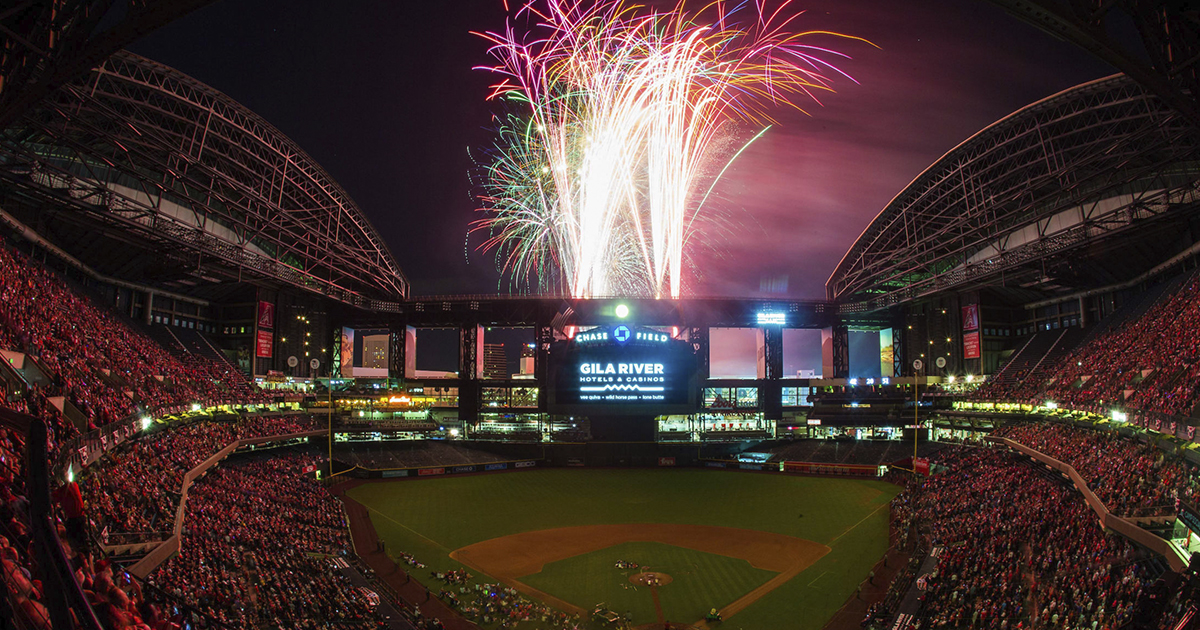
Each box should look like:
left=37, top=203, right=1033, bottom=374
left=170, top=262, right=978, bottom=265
left=708, top=327, right=761, bottom=379
left=549, top=324, right=697, bottom=414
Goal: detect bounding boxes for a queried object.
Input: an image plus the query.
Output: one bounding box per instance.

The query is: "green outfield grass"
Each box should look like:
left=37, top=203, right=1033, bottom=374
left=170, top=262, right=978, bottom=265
left=522, top=541, right=777, bottom=626
left=348, top=468, right=898, bottom=630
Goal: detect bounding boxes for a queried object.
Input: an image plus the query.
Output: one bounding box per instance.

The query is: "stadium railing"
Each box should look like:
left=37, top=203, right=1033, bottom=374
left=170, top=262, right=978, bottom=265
left=0, top=407, right=103, bottom=630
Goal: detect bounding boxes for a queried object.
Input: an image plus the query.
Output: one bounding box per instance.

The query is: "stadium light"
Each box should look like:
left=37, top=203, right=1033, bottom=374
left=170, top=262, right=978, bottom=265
left=615, top=303, right=629, bottom=318
left=756, top=312, right=786, bottom=325
left=190, top=403, right=201, bottom=412
left=1045, top=401, right=1058, bottom=410
left=965, top=374, right=974, bottom=383
left=1112, top=409, right=1128, bottom=422
left=67, top=464, right=74, bottom=484
left=947, top=375, right=956, bottom=383
left=141, top=416, right=152, bottom=431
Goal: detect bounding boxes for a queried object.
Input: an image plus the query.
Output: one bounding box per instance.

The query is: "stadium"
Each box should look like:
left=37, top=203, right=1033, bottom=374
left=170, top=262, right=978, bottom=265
left=2, top=2, right=1200, bottom=630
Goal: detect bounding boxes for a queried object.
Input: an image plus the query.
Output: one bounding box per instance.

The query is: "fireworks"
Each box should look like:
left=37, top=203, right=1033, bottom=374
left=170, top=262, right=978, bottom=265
left=473, top=0, right=867, bottom=298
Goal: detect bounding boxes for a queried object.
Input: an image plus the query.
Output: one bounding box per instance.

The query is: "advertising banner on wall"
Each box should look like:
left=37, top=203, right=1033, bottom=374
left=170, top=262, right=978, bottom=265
left=962, top=331, right=981, bottom=360
left=257, top=301, right=275, bottom=329
left=961, top=304, right=980, bottom=331
left=256, top=330, right=273, bottom=358
left=914, top=457, right=930, bottom=475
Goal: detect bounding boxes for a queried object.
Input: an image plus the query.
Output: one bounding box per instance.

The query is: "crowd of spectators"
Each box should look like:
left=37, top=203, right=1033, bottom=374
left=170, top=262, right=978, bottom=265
left=3, top=422, right=206, bottom=630
left=148, top=450, right=382, bottom=629
left=885, top=446, right=1152, bottom=630
left=993, top=421, right=1200, bottom=517
left=0, top=244, right=266, bottom=436
left=0, top=425, right=50, bottom=629
left=80, top=414, right=320, bottom=535
left=980, top=273, right=1200, bottom=416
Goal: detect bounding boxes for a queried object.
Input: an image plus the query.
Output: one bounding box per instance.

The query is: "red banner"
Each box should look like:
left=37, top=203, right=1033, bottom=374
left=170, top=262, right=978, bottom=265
left=658, top=457, right=676, bottom=467
left=961, top=304, right=980, bottom=331
left=963, top=331, right=981, bottom=359
left=914, top=457, right=930, bottom=475
left=418, top=467, right=445, bottom=476
left=257, top=301, right=275, bottom=329
left=256, top=330, right=273, bottom=358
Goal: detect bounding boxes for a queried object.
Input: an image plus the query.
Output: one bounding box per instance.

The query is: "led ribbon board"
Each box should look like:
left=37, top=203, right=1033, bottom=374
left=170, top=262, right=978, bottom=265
left=549, top=324, right=697, bottom=414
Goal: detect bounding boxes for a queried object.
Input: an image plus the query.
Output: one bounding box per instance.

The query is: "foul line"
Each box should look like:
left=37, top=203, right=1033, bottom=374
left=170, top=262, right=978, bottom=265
left=807, top=570, right=829, bottom=587
left=361, top=503, right=450, bottom=552
left=828, top=503, right=889, bottom=546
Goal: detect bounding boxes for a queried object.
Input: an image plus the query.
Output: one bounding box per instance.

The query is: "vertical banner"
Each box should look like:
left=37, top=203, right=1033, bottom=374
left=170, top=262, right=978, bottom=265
left=962, top=331, right=981, bottom=360
left=256, top=330, right=273, bottom=358
left=879, top=329, right=894, bottom=378
left=962, top=304, right=981, bottom=361
left=257, top=301, right=275, bottom=329
left=961, top=304, right=980, bottom=332
left=340, top=327, right=355, bottom=378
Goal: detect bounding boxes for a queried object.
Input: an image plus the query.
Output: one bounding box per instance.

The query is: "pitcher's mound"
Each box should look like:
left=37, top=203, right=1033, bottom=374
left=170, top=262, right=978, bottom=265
left=630, top=571, right=672, bottom=586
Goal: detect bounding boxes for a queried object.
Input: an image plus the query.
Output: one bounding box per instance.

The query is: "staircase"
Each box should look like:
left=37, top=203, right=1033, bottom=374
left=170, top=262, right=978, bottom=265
left=1023, top=326, right=1088, bottom=391
left=992, top=331, right=1061, bottom=386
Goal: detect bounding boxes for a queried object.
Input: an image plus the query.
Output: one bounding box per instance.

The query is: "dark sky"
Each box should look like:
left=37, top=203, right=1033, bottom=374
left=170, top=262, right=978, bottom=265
left=129, top=0, right=1113, bottom=300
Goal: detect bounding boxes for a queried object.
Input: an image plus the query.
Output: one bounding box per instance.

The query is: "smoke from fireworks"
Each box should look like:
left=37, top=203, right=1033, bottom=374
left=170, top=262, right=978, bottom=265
left=472, top=0, right=867, bottom=298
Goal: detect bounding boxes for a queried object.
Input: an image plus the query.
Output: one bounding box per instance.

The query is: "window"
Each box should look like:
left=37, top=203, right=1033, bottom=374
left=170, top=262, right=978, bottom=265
left=736, top=388, right=759, bottom=408
left=704, top=387, right=735, bottom=409
left=510, top=387, right=538, bottom=408
left=482, top=387, right=508, bottom=407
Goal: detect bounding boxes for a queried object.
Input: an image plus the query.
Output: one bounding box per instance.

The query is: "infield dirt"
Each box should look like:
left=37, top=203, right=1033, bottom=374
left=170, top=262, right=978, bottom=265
left=449, top=523, right=828, bottom=622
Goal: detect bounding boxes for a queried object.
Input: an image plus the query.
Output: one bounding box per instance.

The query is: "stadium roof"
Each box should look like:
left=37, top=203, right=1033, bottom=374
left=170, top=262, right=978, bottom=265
left=828, top=74, right=1200, bottom=311
left=0, top=50, right=407, bottom=308
left=0, top=0, right=216, bottom=129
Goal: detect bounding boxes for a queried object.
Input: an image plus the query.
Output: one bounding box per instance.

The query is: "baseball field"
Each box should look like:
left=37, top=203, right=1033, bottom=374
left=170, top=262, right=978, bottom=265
left=347, top=468, right=898, bottom=630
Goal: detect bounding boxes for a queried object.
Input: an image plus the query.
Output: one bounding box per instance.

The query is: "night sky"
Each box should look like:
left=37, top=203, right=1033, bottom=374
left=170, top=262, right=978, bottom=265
left=128, top=0, right=1113, bottom=299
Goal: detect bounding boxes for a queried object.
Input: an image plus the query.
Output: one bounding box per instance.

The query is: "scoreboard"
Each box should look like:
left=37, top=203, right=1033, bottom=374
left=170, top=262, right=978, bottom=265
left=549, top=324, right=697, bottom=414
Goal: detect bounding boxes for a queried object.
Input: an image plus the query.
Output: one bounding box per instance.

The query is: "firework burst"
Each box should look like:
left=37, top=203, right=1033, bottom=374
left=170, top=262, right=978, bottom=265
left=472, top=0, right=868, bottom=298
